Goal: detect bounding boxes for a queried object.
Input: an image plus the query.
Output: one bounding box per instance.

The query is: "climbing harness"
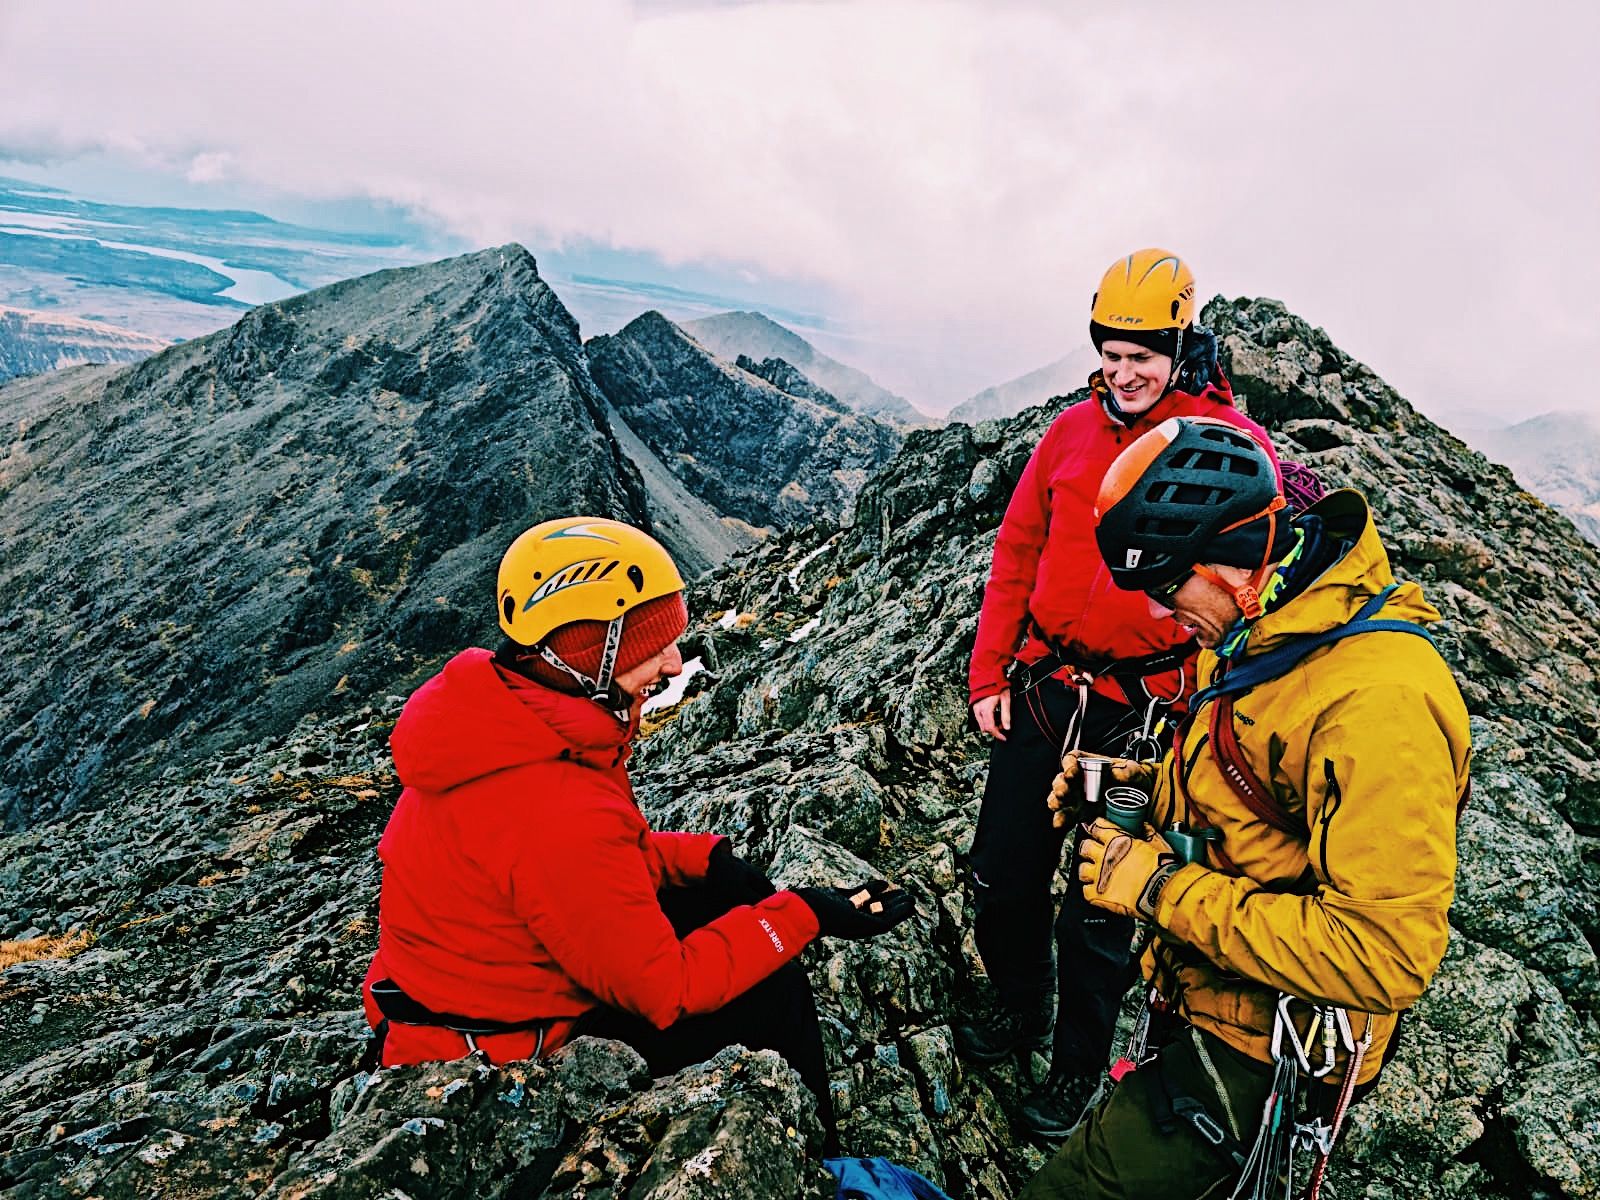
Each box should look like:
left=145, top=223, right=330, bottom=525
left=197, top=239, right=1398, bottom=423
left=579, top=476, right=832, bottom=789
left=368, top=977, right=553, bottom=1062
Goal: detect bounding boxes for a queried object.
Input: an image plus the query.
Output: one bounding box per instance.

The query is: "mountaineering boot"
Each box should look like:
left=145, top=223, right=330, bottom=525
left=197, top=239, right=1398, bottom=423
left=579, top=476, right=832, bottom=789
left=1019, top=1066, right=1099, bottom=1140
left=953, top=999, right=1053, bottom=1064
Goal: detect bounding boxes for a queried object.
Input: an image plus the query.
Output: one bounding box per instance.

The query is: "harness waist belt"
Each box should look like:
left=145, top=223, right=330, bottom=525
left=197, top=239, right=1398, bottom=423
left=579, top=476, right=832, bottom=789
left=1012, top=624, right=1195, bottom=697
left=370, top=977, right=553, bottom=1037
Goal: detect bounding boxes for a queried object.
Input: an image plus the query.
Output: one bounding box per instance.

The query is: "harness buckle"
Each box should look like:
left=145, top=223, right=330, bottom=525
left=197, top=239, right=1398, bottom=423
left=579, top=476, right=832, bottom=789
left=1174, top=1099, right=1227, bottom=1146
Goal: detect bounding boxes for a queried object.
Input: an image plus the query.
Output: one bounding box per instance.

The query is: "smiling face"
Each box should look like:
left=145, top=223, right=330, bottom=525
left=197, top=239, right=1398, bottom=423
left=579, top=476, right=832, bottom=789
left=1100, top=339, right=1175, bottom=414
left=614, top=639, right=684, bottom=702
left=1146, top=564, right=1249, bottom=649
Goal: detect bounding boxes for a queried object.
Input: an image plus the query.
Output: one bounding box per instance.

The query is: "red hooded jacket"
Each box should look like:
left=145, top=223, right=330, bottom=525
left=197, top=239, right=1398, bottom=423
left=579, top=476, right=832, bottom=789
left=362, top=648, right=821, bottom=1066
left=968, top=374, right=1278, bottom=707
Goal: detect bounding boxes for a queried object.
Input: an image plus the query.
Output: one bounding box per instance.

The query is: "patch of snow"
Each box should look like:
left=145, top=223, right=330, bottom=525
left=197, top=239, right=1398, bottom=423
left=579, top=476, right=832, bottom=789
left=785, top=535, right=838, bottom=589
left=642, top=656, right=704, bottom=713
left=682, top=1147, right=722, bottom=1178
left=717, top=609, right=740, bottom=630
left=787, top=617, right=820, bottom=643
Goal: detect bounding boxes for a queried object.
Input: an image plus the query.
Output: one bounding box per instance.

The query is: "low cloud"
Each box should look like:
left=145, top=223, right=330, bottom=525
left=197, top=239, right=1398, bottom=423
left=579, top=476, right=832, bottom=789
left=2, top=0, right=1594, bottom=419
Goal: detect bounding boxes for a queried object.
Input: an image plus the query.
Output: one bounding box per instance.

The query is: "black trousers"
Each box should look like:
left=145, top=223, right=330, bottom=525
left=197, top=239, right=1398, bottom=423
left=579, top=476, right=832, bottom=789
left=572, top=885, right=838, bottom=1148
left=968, top=678, right=1147, bottom=1075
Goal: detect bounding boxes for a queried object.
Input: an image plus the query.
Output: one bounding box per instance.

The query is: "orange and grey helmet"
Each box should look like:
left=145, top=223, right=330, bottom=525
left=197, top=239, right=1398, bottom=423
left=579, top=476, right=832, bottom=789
left=1094, top=417, right=1287, bottom=615
left=496, top=517, right=685, bottom=699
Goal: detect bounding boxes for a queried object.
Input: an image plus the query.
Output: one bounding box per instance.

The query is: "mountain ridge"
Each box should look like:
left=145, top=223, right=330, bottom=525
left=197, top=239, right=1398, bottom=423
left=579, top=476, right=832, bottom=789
left=0, top=245, right=664, bottom=828
left=587, top=310, right=903, bottom=532
left=947, top=346, right=1100, bottom=424
left=684, top=309, right=937, bottom=428
left=0, top=304, right=169, bottom=382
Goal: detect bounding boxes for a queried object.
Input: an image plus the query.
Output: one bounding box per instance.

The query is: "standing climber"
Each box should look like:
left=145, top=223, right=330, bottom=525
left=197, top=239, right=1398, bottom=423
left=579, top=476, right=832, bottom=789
left=1019, top=416, right=1469, bottom=1198
left=362, top=516, right=913, bottom=1150
left=960, top=250, right=1280, bottom=1137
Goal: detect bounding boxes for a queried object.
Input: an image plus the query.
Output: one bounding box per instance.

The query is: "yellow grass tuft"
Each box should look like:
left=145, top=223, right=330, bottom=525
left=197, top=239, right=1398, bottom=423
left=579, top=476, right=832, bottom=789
left=0, top=929, right=96, bottom=970
left=733, top=613, right=757, bottom=629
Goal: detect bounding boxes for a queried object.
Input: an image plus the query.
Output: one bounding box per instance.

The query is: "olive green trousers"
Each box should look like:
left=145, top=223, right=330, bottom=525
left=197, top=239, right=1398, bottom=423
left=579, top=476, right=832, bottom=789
left=1018, top=1026, right=1278, bottom=1200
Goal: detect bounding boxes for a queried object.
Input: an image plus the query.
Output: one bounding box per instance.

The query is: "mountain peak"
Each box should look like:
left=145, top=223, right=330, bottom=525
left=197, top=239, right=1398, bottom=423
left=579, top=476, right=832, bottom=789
left=0, top=246, right=646, bottom=828
left=684, top=311, right=936, bottom=428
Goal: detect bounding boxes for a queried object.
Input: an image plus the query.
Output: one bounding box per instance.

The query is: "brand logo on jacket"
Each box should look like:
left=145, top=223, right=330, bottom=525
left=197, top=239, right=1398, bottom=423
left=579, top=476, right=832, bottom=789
left=1126, top=549, right=1143, bottom=568
left=758, top=918, right=785, bottom=954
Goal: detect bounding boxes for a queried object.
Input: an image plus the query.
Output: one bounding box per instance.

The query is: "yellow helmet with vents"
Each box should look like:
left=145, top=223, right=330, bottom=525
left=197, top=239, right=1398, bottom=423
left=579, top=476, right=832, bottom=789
left=1090, top=248, right=1196, bottom=333
left=496, top=517, right=685, bottom=649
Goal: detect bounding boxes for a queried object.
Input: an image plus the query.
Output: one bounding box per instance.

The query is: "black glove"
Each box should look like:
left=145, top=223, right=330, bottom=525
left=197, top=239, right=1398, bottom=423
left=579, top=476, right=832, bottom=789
left=795, top=879, right=915, bottom=940
left=705, top=840, right=777, bottom=905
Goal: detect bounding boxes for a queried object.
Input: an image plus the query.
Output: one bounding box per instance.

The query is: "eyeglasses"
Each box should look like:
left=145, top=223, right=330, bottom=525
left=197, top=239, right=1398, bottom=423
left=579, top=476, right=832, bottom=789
left=1144, top=563, right=1236, bottom=610
left=1144, top=571, right=1193, bottom=609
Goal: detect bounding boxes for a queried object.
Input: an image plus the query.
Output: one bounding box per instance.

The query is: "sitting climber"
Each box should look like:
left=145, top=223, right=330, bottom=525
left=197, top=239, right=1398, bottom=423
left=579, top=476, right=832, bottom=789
left=1019, top=417, right=1470, bottom=1199
left=361, top=516, right=912, bottom=1149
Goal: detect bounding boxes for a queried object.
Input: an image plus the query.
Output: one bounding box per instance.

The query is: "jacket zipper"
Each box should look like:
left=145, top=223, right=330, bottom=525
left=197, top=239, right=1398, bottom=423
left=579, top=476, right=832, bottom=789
left=1317, top=758, right=1344, bottom=880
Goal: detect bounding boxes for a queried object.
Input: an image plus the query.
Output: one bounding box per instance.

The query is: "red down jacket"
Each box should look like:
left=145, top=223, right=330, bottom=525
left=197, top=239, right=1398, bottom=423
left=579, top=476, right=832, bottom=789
left=362, top=648, right=821, bottom=1066
left=968, top=372, right=1279, bottom=707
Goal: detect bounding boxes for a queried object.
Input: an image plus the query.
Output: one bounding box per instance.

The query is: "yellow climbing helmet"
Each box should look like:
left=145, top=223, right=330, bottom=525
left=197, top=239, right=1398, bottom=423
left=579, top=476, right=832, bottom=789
left=497, top=517, right=685, bottom=650
left=1090, top=248, right=1196, bottom=334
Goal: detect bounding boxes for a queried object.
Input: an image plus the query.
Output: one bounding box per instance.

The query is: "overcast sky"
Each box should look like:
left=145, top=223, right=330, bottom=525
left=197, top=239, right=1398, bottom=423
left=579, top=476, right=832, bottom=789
left=2, top=0, right=1595, bottom=424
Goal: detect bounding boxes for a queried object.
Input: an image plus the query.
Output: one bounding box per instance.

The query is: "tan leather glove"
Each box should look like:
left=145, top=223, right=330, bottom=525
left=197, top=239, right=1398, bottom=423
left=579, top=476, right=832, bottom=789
left=1076, top=817, right=1181, bottom=920
left=1046, top=753, right=1160, bottom=830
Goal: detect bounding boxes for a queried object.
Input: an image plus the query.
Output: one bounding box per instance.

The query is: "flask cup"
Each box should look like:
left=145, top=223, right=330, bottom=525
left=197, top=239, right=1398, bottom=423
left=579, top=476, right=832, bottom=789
left=1103, top=785, right=1153, bottom=834
left=1077, top=753, right=1112, bottom=810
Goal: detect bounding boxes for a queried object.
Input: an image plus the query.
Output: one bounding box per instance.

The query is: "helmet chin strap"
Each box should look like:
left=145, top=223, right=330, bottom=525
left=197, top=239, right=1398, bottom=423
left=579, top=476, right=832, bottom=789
left=1159, top=326, right=1186, bottom=399
left=537, top=615, right=632, bottom=716
left=1204, top=497, right=1287, bottom=622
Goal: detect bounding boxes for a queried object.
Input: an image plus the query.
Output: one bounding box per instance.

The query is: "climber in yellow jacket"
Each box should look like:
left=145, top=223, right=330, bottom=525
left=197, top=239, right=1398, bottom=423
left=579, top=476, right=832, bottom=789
left=1022, top=416, right=1470, bottom=1200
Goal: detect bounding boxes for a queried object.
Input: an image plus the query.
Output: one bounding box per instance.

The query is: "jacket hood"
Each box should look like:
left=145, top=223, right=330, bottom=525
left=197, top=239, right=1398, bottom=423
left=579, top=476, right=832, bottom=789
left=389, top=648, right=630, bottom=793
left=1248, top=489, right=1440, bottom=653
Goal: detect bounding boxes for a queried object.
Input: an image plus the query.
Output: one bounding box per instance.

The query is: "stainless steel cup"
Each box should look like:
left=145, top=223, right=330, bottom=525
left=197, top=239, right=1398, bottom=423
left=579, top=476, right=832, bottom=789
left=1078, top=755, right=1110, bottom=810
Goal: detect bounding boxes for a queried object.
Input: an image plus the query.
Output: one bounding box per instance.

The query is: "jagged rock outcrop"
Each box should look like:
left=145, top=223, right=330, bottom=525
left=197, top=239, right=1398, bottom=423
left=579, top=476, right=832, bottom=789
left=587, top=311, right=903, bottom=531
left=946, top=347, right=1099, bottom=425
left=684, top=310, right=936, bottom=428
left=736, top=353, right=839, bottom=408
left=0, top=306, right=168, bottom=383
left=1, top=294, right=1597, bottom=1199
left=0, top=245, right=704, bottom=829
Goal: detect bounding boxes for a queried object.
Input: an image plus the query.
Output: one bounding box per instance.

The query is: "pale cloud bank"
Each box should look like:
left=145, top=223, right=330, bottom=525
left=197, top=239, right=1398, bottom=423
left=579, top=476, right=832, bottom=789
left=2, top=0, right=1595, bottom=420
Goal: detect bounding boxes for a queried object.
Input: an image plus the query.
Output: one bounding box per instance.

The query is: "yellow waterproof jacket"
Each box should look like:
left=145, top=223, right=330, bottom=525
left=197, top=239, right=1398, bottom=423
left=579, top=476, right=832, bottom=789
left=1146, top=490, right=1471, bottom=1084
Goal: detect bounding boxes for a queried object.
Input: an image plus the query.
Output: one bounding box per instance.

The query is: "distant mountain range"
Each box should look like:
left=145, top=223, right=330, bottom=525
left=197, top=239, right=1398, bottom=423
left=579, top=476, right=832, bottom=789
left=1465, top=412, right=1600, bottom=546
left=0, top=305, right=167, bottom=381
left=684, top=310, right=937, bottom=428
left=947, top=346, right=1100, bottom=424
